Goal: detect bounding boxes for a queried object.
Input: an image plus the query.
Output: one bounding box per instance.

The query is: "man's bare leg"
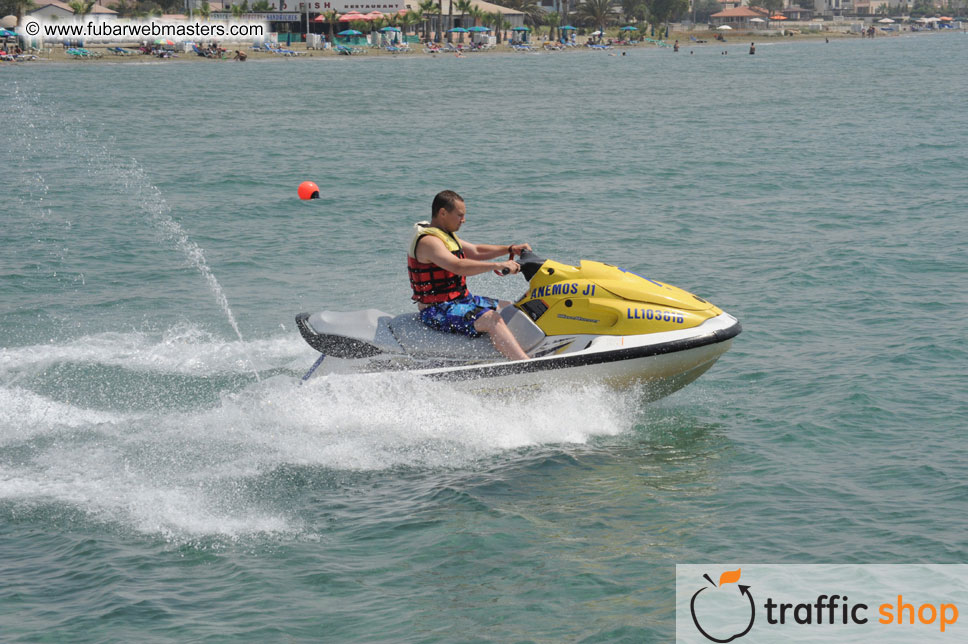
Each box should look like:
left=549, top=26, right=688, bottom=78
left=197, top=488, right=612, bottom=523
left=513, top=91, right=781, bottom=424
left=475, top=310, right=528, bottom=361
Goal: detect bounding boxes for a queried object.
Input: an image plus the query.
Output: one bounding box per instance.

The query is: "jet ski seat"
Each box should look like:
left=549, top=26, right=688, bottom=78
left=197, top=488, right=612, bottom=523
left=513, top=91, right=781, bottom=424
left=297, top=306, right=547, bottom=360
left=389, top=313, right=501, bottom=359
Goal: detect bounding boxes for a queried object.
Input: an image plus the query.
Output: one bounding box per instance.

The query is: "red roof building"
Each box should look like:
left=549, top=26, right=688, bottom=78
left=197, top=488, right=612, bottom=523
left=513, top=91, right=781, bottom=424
left=710, top=6, right=770, bottom=25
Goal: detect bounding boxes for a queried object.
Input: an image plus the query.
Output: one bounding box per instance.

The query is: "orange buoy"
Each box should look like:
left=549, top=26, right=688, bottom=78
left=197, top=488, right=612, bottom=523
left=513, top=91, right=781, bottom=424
left=298, top=181, right=320, bottom=200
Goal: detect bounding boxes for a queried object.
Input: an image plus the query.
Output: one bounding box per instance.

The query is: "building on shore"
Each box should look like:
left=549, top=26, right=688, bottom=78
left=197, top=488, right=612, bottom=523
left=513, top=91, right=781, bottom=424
left=709, top=6, right=768, bottom=28
left=29, top=0, right=118, bottom=23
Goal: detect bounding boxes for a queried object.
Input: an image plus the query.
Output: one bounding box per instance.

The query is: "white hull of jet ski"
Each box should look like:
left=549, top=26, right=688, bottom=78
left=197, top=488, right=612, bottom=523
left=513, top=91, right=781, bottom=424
left=296, top=307, right=739, bottom=397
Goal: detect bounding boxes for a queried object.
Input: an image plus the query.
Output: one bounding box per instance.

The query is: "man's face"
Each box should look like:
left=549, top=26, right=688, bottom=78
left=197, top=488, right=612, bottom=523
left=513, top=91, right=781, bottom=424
left=439, top=200, right=466, bottom=232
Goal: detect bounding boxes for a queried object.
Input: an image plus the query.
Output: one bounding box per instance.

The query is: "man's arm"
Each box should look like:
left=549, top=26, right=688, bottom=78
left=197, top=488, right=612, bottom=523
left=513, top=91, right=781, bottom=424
left=462, top=241, right=532, bottom=261
left=416, top=237, right=520, bottom=276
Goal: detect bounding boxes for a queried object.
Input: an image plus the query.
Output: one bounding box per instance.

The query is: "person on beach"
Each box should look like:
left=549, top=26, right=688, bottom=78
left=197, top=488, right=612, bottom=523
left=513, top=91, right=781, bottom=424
left=233, top=50, right=247, bottom=61
left=749, top=42, right=755, bottom=55
left=408, top=190, right=531, bottom=361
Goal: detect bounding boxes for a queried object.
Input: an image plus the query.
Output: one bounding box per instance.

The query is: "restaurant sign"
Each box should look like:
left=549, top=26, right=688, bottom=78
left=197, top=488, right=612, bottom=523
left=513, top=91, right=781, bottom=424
left=260, top=1, right=405, bottom=11
left=210, top=12, right=301, bottom=21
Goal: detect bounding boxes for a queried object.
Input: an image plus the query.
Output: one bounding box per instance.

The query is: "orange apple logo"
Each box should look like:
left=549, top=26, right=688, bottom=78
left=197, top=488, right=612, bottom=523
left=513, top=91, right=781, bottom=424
left=690, top=569, right=755, bottom=642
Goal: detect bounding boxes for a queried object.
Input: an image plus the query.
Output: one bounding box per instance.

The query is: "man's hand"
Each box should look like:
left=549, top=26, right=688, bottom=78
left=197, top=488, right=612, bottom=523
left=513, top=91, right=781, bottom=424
left=494, top=260, right=520, bottom=276
left=508, top=243, right=532, bottom=258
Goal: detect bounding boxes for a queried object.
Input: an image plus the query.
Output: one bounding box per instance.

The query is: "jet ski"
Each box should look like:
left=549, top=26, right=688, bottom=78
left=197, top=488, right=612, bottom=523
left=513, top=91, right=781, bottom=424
left=295, top=251, right=741, bottom=398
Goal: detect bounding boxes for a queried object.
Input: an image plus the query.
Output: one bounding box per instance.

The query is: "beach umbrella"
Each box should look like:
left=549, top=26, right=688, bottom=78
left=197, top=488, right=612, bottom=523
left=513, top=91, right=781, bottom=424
left=770, top=15, right=787, bottom=20
left=619, top=26, right=638, bottom=31
left=877, top=18, right=894, bottom=23
left=338, top=12, right=366, bottom=22
left=0, top=28, right=15, bottom=37
left=154, top=38, right=175, bottom=45
left=512, top=26, right=530, bottom=32
left=468, top=26, right=490, bottom=32
left=716, top=24, right=732, bottom=30
left=590, top=30, right=603, bottom=36
left=365, top=11, right=383, bottom=20
left=338, top=29, right=362, bottom=35
left=380, top=26, right=401, bottom=32
left=749, top=17, right=765, bottom=23
left=560, top=25, right=577, bottom=30
left=448, top=27, right=468, bottom=32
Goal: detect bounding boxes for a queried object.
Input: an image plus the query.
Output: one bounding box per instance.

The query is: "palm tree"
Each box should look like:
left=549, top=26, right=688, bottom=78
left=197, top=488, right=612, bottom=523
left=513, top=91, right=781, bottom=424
left=68, top=0, right=95, bottom=19
left=644, top=0, right=687, bottom=37
left=330, top=9, right=343, bottom=42
left=446, top=0, right=453, bottom=42
left=11, top=0, right=36, bottom=26
left=251, top=0, right=270, bottom=10
left=418, top=0, right=437, bottom=41
left=107, top=0, right=137, bottom=17
left=499, top=15, right=512, bottom=43
left=497, top=0, right=543, bottom=29
left=317, top=8, right=337, bottom=42
left=402, top=10, right=422, bottom=41
left=454, top=0, right=472, bottom=41
left=577, top=0, right=612, bottom=36
left=486, top=10, right=499, bottom=42
left=620, top=0, right=647, bottom=24
left=349, top=18, right=369, bottom=38
left=196, top=0, right=211, bottom=19
left=435, top=0, right=443, bottom=41
left=545, top=11, right=560, bottom=42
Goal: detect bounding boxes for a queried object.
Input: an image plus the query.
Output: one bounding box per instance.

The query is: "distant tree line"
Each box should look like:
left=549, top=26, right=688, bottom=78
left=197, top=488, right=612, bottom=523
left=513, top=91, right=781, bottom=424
left=493, top=0, right=690, bottom=36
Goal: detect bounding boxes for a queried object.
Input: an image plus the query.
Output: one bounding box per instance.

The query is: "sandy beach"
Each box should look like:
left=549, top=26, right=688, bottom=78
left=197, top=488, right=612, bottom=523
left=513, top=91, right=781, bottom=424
left=4, top=26, right=903, bottom=65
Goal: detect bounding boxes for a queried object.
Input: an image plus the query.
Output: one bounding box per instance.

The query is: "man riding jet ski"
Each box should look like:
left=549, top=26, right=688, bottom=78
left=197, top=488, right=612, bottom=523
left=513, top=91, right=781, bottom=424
left=295, top=192, right=742, bottom=396
left=406, top=190, right=532, bottom=361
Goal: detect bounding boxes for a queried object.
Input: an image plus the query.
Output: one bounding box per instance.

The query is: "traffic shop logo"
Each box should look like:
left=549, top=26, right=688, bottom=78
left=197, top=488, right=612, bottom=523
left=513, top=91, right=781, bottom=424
left=690, top=569, right=755, bottom=643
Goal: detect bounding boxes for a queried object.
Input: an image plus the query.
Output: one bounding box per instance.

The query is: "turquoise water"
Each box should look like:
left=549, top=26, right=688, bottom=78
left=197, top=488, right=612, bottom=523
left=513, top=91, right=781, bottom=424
left=3, top=34, right=967, bottom=642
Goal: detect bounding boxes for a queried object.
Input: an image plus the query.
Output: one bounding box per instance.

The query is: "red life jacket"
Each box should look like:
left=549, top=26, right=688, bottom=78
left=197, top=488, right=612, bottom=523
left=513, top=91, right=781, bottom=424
left=407, top=224, right=468, bottom=304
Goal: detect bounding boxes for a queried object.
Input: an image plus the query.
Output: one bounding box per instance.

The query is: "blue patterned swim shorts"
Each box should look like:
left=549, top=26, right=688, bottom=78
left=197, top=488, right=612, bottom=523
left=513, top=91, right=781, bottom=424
left=419, top=294, right=500, bottom=337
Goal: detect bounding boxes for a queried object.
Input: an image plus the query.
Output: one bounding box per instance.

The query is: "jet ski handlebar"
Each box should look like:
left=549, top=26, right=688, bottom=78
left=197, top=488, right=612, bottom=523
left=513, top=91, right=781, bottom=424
left=516, top=249, right=546, bottom=281
left=498, top=250, right=546, bottom=277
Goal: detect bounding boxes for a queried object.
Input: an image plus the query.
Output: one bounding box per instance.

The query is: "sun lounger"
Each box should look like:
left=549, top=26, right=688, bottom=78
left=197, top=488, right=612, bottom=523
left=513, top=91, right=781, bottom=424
left=336, top=44, right=365, bottom=55
left=266, top=43, right=300, bottom=56
left=67, top=47, right=102, bottom=58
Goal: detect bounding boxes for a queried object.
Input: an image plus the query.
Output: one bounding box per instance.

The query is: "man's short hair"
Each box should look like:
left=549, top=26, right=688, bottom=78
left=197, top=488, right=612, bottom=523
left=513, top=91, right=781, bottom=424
left=432, top=190, right=464, bottom=217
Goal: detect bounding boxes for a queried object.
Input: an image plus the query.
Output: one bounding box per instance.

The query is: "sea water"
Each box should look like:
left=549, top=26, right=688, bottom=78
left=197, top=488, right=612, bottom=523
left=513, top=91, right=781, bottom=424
left=2, top=34, right=966, bottom=642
